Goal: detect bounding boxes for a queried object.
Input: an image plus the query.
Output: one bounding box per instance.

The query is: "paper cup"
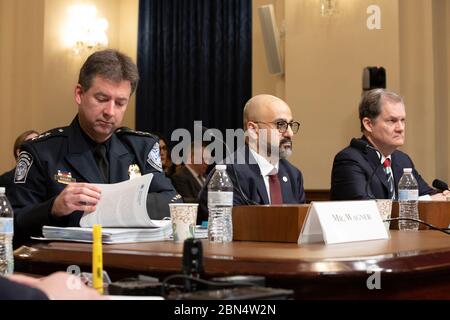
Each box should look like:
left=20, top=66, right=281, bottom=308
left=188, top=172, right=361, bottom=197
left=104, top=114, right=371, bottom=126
left=375, top=199, right=393, bottom=231
left=169, top=203, right=198, bottom=243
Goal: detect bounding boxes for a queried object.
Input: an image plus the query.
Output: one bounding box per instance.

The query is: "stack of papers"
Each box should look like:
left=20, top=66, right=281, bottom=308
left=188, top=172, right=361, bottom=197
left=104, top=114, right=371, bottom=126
left=40, top=221, right=172, bottom=244
left=38, top=223, right=210, bottom=244
left=32, top=175, right=210, bottom=244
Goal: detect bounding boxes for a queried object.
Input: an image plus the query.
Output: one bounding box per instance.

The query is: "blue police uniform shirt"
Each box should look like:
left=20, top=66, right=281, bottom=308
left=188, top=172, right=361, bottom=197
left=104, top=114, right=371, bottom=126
left=9, top=116, right=181, bottom=243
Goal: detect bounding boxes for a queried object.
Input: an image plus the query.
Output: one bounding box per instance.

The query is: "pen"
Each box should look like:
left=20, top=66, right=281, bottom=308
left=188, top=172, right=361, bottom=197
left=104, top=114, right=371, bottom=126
left=92, top=224, right=103, bottom=294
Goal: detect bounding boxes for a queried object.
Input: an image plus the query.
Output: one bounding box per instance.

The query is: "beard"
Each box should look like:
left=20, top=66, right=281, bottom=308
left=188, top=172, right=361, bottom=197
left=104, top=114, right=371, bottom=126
left=279, top=138, right=292, bottom=159
left=265, top=137, right=293, bottom=160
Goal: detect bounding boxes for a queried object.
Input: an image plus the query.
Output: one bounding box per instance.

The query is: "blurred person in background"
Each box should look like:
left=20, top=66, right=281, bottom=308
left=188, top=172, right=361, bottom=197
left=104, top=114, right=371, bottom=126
left=157, top=134, right=177, bottom=177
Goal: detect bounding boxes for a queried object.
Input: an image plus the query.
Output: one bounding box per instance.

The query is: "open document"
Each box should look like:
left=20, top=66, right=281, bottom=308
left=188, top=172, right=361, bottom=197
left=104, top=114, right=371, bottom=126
left=79, top=173, right=168, bottom=228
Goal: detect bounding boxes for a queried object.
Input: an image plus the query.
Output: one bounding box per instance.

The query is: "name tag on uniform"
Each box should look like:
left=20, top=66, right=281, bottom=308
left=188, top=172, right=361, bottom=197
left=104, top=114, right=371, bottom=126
left=54, top=170, right=76, bottom=184
left=128, top=164, right=142, bottom=180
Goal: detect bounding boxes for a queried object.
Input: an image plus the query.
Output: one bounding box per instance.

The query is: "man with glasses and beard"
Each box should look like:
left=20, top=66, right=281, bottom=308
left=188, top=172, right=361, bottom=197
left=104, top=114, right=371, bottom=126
left=198, top=94, right=305, bottom=222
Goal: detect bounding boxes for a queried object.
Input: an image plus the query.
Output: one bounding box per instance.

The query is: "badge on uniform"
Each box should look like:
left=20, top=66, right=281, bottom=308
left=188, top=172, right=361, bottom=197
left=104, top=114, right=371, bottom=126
left=171, top=194, right=182, bottom=202
left=147, top=142, right=163, bottom=172
left=14, top=151, right=33, bottom=184
left=128, top=164, right=142, bottom=180
left=54, top=170, right=76, bottom=184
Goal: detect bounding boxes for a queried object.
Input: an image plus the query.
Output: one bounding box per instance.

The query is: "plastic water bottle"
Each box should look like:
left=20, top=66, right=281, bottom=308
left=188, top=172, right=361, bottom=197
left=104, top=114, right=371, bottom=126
left=207, top=165, right=233, bottom=243
left=398, top=168, right=419, bottom=231
left=0, top=187, right=14, bottom=275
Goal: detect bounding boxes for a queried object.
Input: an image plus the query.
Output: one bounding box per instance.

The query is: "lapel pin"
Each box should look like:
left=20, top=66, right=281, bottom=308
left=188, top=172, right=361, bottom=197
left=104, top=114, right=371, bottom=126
left=283, top=176, right=288, bottom=182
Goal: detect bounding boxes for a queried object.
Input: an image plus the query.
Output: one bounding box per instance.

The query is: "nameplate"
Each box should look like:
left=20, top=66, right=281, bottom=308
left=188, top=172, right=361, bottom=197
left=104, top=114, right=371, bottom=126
left=298, top=200, right=389, bottom=244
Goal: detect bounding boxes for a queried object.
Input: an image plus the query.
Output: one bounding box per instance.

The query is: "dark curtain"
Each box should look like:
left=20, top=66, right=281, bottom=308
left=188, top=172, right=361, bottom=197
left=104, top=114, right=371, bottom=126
left=136, top=0, right=251, bottom=143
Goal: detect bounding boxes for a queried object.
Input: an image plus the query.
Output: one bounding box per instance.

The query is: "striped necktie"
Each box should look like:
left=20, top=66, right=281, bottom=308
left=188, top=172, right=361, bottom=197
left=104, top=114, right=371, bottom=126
left=383, top=158, right=395, bottom=200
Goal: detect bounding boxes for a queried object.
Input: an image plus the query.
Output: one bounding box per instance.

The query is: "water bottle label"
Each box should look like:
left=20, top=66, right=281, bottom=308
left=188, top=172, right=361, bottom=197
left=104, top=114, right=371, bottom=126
left=398, top=190, right=418, bottom=201
left=208, top=192, right=233, bottom=206
left=0, top=218, right=13, bottom=234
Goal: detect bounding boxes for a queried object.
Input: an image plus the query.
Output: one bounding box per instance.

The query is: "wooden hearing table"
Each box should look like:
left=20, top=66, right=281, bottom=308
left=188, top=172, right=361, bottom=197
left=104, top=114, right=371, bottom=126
left=14, top=230, right=450, bottom=299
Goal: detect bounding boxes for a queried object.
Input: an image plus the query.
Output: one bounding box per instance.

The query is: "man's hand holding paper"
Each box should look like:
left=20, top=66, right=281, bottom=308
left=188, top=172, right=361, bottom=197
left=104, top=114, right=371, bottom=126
left=79, top=174, right=168, bottom=228
left=51, top=183, right=102, bottom=218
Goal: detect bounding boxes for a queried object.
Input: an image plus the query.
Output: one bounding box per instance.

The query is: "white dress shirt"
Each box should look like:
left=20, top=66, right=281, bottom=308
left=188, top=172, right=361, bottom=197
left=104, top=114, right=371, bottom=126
left=249, top=148, right=279, bottom=203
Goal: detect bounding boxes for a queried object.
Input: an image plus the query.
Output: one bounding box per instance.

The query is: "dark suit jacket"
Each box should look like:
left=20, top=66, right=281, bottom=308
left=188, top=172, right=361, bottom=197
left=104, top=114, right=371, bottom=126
left=0, top=277, right=48, bottom=300
left=8, top=117, right=180, bottom=243
left=170, top=165, right=203, bottom=203
left=330, top=137, right=435, bottom=200
left=198, top=145, right=306, bottom=222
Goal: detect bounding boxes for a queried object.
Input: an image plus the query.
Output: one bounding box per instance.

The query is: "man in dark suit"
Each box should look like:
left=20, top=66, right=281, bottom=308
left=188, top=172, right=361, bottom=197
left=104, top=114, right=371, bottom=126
left=331, top=89, right=447, bottom=200
left=171, top=143, right=208, bottom=203
left=8, top=49, right=180, bottom=243
left=198, top=94, right=305, bottom=222
left=0, top=272, right=101, bottom=300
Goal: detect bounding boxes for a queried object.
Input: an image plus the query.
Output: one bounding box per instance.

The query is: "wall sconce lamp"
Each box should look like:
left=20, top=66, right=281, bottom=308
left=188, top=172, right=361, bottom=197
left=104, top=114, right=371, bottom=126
left=63, top=4, right=109, bottom=55
left=320, top=0, right=338, bottom=17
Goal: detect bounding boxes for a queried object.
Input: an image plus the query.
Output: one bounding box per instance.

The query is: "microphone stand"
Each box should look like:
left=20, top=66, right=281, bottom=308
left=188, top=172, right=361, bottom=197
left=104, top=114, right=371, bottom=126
left=350, top=138, right=383, bottom=199
left=201, top=126, right=258, bottom=205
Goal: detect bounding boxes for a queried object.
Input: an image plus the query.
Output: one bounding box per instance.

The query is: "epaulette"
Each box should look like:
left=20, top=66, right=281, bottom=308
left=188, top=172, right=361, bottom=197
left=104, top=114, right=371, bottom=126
left=30, top=127, right=67, bottom=143
left=115, top=127, right=155, bottom=138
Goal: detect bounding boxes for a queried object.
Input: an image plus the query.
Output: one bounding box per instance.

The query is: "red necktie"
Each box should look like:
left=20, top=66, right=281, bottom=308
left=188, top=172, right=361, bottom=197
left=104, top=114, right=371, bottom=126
left=269, top=174, right=282, bottom=204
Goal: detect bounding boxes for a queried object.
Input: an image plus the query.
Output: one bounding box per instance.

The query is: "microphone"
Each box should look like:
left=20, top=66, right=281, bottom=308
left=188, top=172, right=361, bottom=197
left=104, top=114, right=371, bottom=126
left=200, top=125, right=258, bottom=205
left=432, top=179, right=449, bottom=191
left=181, top=238, right=204, bottom=292
left=350, top=138, right=382, bottom=199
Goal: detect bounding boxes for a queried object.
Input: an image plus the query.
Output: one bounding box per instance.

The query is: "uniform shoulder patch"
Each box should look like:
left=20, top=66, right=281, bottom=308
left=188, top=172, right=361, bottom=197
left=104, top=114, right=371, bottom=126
left=115, top=127, right=153, bottom=137
left=147, top=142, right=163, bottom=172
left=14, top=151, right=33, bottom=184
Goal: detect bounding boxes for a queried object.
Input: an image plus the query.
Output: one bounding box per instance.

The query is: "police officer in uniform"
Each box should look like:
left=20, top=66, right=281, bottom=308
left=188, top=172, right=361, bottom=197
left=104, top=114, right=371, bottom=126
left=9, top=49, right=181, bottom=244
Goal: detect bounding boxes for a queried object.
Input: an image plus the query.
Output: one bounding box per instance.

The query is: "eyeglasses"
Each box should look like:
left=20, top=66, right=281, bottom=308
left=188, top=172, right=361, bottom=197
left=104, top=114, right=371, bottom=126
left=252, top=120, right=300, bottom=134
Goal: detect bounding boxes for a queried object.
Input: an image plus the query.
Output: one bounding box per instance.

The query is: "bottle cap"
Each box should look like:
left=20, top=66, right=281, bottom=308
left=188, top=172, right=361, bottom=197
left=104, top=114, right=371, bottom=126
left=215, top=164, right=227, bottom=171
left=403, top=168, right=412, bottom=173
left=0, top=187, right=5, bottom=194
